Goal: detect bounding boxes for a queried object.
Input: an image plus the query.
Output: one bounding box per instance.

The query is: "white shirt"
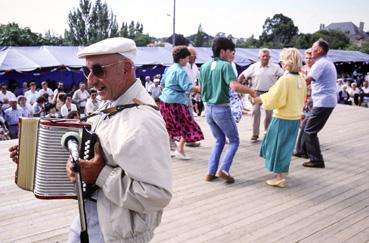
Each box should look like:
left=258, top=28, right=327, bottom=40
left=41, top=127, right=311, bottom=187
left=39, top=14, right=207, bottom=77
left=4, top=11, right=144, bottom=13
left=185, top=62, right=199, bottom=85
left=38, top=88, right=54, bottom=102
left=72, top=89, right=90, bottom=108
left=241, top=62, right=284, bottom=91
left=60, top=103, right=77, bottom=117
left=24, top=90, right=39, bottom=105
left=85, top=98, right=101, bottom=115
left=0, top=90, right=16, bottom=103
left=149, top=84, right=162, bottom=98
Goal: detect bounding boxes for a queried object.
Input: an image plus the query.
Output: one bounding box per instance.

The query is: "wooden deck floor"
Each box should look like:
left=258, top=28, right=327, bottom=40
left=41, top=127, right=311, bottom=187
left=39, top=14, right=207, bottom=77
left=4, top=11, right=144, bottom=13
left=1, top=104, right=369, bottom=243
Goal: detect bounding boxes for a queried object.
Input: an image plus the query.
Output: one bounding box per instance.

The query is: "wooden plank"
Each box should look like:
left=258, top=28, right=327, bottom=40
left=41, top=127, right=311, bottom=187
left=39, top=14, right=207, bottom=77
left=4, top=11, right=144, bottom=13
left=1, top=105, right=369, bottom=242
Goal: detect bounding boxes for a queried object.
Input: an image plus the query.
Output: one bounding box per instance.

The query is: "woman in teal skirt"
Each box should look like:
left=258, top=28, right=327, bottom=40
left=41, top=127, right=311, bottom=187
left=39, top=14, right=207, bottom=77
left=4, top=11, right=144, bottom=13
left=253, top=48, right=306, bottom=187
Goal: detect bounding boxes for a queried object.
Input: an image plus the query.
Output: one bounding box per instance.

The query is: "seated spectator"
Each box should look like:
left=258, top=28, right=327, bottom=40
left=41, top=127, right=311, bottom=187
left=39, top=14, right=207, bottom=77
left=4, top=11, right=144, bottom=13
left=84, top=89, right=101, bottom=116
left=44, top=103, right=61, bottom=118
left=17, top=96, right=33, bottom=117
left=32, top=96, right=47, bottom=117
left=348, top=82, right=361, bottom=106
left=38, top=81, right=54, bottom=103
left=360, top=80, right=369, bottom=107
left=54, top=92, right=66, bottom=112
left=66, top=110, right=80, bottom=120
left=338, top=85, right=351, bottom=105
left=60, top=94, right=78, bottom=118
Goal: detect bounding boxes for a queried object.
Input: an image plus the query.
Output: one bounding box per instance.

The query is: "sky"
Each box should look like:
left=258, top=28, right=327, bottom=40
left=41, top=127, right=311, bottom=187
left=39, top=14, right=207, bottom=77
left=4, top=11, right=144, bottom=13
left=1, top=0, right=369, bottom=39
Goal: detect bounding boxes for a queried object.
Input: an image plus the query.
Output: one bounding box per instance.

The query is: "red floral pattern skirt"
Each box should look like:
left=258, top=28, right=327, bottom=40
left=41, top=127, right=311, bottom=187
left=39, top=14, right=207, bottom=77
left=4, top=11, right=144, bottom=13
left=159, top=102, right=204, bottom=143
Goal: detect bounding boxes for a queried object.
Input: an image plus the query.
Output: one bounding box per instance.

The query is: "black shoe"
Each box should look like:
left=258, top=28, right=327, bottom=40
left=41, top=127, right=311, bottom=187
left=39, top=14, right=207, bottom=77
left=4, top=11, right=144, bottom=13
left=303, top=161, right=325, bottom=168
left=186, top=142, right=201, bottom=147
left=250, top=135, right=258, bottom=141
left=293, top=152, right=309, bottom=159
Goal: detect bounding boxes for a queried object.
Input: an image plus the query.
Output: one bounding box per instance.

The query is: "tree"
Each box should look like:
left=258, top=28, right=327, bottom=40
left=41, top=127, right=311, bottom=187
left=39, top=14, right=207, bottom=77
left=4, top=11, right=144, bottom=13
left=64, top=0, right=119, bottom=45
left=237, top=35, right=261, bottom=48
left=43, top=31, right=65, bottom=45
left=193, top=24, right=207, bottom=47
left=259, top=14, right=299, bottom=48
left=119, top=21, right=151, bottom=46
left=167, top=34, right=190, bottom=46
left=0, top=23, right=44, bottom=46
left=294, top=33, right=313, bottom=49
left=311, top=30, right=349, bottom=49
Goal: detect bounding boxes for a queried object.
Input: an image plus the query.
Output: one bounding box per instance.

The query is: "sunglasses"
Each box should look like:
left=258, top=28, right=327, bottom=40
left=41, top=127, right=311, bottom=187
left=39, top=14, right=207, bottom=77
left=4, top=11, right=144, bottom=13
left=82, top=60, right=123, bottom=79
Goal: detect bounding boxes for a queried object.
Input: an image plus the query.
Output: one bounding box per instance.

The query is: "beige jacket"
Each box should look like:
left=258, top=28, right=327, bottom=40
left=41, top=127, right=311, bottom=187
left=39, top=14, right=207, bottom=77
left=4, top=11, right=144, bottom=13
left=92, top=80, right=172, bottom=242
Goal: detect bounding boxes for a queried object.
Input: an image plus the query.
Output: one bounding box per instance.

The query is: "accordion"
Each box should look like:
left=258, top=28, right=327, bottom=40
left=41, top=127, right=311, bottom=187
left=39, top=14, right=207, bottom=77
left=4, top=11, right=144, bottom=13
left=15, top=118, right=97, bottom=199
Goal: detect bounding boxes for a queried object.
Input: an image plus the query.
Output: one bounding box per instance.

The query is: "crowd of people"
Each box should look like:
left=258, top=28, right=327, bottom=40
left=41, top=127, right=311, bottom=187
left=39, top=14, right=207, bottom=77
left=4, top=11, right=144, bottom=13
left=5, top=35, right=362, bottom=242
left=0, top=80, right=102, bottom=139
left=336, top=74, right=369, bottom=107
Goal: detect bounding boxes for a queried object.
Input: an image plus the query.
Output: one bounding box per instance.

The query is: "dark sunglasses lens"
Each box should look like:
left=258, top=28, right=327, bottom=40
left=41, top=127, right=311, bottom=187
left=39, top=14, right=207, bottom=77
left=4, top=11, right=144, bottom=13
left=82, top=66, right=90, bottom=78
left=92, top=64, right=104, bottom=78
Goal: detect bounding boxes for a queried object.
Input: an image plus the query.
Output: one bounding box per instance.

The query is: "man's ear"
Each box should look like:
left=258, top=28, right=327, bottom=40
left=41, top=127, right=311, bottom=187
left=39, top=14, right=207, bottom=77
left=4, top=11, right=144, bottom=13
left=123, top=61, right=133, bottom=74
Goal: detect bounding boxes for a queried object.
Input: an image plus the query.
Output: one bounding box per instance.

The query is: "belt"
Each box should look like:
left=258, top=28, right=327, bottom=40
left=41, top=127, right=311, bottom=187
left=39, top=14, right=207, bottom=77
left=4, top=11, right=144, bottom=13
left=8, top=124, right=18, bottom=126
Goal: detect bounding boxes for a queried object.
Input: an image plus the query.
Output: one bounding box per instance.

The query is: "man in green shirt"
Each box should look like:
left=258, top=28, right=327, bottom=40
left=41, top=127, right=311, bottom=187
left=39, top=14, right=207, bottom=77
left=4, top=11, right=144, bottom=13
left=199, top=37, right=255, bottom=184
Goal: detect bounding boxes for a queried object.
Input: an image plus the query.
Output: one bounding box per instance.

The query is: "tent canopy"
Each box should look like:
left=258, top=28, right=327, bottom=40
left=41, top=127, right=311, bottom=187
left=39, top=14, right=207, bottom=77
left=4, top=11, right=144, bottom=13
left=1, top=46, right=369, bottom=72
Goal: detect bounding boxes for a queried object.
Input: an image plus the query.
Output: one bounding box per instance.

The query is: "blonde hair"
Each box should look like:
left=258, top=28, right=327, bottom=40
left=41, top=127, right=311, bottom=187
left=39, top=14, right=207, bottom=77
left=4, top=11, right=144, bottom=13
left=280, top=48, right=302, bottom=73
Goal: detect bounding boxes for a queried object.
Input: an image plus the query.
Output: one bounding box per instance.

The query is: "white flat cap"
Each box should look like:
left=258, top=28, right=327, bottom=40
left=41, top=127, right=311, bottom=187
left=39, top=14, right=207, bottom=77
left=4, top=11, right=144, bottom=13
left=77, top=37, right=137, bottom=62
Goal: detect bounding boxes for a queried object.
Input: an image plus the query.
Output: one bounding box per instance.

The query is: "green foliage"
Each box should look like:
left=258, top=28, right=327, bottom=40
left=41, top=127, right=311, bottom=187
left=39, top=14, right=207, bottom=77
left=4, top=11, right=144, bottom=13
left=0, top=23, right=44, bottom=46
left=294, top=33, right=313, bottom=49
left=259, top=14, right=299, bottom=48
left=193, top=24, right=207, bottom=47
left=64, top=0, right=119, bottom=45
left=43, top=31, right=65, bottom=45
left=119, top=21, right=152, bottom=46
left=346, top=42, right=369, bottom=54
left=237, top=35, right=261, bottom=48
left=311, top=30, right=349, bottom=49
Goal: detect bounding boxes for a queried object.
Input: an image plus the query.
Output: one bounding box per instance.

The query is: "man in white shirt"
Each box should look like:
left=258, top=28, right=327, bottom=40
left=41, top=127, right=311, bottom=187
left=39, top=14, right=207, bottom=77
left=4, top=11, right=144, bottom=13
left=38, top=81, right=54, bottom=103
left=0, top=83, right=16, bottom=110
left=144, top=75, right=153, bottom=92
left=238, top=48, right=284, bottom=140
left=60, top=94, right=78, bottom=117
left=184, top=46, right=202, bottom=147
left=84, top=89, right=101, bottom=115
left=148, top=78, right=162, bottom=99
left=72, top=82, right=90, bottom=114
left=24, top=82, right=39, bottom=105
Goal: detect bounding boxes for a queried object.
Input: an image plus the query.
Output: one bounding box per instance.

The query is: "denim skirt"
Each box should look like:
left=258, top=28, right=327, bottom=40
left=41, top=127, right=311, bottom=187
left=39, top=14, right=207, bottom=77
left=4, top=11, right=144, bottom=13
left=260, top=117, right=300, bottom=173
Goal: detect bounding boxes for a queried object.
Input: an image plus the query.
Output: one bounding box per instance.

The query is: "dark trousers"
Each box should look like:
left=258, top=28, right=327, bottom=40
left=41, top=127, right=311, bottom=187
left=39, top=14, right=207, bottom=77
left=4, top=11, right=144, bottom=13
left=295, top=118, right=308, bottom=154
left=300, top=107, right=334, bottom=162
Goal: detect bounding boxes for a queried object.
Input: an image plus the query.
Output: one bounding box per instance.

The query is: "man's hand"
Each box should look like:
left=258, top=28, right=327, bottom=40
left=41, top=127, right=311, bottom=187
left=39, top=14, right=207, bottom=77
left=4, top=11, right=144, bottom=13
left=66, top=142, right=105, bottom=184
left=9, top=145, right=19, bottom=164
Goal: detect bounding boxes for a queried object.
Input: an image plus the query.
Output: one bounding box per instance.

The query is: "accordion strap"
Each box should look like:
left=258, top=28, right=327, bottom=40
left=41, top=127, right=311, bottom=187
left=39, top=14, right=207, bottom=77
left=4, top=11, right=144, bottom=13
left=81, top=98, right=159, bottom=121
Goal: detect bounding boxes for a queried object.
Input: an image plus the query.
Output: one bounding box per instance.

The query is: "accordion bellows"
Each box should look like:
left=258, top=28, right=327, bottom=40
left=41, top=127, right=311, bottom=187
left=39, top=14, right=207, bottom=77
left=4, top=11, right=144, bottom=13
left=16, top=118, right=90, bottom=199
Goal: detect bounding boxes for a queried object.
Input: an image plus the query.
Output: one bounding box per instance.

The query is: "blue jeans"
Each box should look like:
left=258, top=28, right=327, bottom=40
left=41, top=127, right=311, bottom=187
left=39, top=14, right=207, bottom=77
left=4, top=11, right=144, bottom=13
left=205, top=104, right=240, bottom=174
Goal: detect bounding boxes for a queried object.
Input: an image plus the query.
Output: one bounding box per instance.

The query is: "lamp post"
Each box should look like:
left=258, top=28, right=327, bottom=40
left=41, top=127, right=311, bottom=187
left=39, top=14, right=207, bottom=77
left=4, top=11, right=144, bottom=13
left=172, top=0, right=176, bottom=47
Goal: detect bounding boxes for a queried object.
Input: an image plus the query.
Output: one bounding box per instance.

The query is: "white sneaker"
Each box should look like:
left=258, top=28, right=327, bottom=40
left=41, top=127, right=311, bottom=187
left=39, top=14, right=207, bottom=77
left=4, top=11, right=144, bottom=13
left=174, top=150, right=191, bottom=160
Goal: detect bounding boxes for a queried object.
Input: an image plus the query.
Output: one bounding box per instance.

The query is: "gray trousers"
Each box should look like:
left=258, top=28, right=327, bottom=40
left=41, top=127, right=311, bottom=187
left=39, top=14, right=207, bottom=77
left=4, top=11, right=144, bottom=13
left=68, top=198, right=104, bottom=243
left=252, top=91, right=273, bottom=137
left=300, top=107, right=334, bottom=162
